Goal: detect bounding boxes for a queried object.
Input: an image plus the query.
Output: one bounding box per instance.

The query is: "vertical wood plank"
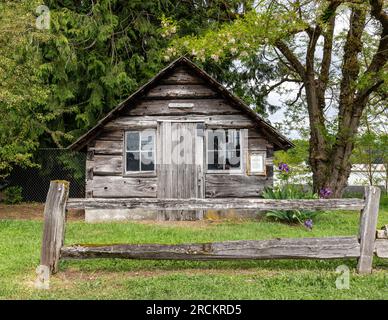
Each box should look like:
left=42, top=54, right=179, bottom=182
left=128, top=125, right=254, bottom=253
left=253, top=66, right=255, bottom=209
left=156, top=121, right=164, bottom=199
left=191, top=123, right=196, bottom=198
left=357, top=186, right=381, bottom=274
left=157, top=122, right=166, bottom=219
left=196, top=123, right=205, bottom=199
left=172, top=122, right=178, bottom=199
left=177, top=122, right=183, bottom=199
left=156, top=120, right=162, bottom=181
left=40, top=180, right=69, bottom=274
left=166, top=121, right=173, bottom=198
left=241, top=129, right=248, bottom=175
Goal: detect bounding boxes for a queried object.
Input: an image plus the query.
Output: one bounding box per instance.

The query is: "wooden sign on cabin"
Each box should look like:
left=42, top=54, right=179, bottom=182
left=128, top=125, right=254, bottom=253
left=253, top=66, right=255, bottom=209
left=248, top=151, right=266, bottom=175
left=68, top=56, right=293, bottom=222
left=168, top=102, right=194, bottom=108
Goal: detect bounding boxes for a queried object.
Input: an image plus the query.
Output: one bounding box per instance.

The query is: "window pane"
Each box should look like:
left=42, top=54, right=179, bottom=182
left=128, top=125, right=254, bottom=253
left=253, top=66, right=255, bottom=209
left=227, top=130, right=240, bottom=150
left=126, top=132, right=139, bottom=151
left=141, top=130, right=154, bottom=151
left=207, top=129, right=241, bottom=171
left=207, top=150, right=224, bottom=170
left=208, top=129, right=225, bottom=151
left=207, top=130, right=214, bottom=150
left=126, top=152, right=140, bottom=171
left=226, top=153, right=240, bottom=169
left=141, top=151, right=155, bottom=171
left=208, top=151, right=216, bottom=170
left=208, top=163, right=218, bottom=170
left=226, top=130, right=241, bottom=170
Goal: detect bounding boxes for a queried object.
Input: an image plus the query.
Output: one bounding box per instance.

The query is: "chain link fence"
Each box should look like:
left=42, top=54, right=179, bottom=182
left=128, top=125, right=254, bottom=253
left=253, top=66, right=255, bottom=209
left=5, top=148, right=86, bottom=202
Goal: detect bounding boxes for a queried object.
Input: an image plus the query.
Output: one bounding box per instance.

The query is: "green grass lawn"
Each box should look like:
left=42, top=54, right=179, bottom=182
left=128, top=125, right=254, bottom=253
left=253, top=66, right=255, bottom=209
left=0, top=202, right=388, bottom=300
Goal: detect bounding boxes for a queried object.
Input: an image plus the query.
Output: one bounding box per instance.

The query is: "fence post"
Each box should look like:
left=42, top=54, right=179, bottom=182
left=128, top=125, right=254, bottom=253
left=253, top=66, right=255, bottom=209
left=357, top=186, right=380, bottom=274
left=40, top=180, right=69, bottom=275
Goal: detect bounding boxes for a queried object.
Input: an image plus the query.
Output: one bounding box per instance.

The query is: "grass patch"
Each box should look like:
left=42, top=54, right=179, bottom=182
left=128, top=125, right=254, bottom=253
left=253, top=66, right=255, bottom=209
left=0, top=208, right=387, bottom=299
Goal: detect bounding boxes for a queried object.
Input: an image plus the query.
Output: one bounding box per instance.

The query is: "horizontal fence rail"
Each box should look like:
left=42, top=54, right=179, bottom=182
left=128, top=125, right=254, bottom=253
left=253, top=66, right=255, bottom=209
left=36, top=180, right=386, bottom=289
left=61, top=236, right=361, bottom=261
left=66, top=197, right=366, bottom=211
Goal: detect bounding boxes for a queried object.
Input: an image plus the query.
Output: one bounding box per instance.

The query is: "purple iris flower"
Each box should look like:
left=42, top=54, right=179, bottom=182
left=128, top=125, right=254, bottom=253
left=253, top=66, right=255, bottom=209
left=319, top=187, right=332, bottom=199
left=278, top=162, right=289, bottom=173
left=304, top=219, right=313, bottom=230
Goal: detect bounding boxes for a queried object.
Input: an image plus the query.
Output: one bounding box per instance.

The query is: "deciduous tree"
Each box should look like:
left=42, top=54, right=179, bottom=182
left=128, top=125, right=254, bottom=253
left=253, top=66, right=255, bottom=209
left=170, top=0, right=388, bottom=196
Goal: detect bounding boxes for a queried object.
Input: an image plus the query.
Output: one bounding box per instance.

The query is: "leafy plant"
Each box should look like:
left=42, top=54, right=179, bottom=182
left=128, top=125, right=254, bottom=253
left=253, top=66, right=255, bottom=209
left=4, top=186, right=23, bottom=204
left=262, top=185, right=320, bottom=225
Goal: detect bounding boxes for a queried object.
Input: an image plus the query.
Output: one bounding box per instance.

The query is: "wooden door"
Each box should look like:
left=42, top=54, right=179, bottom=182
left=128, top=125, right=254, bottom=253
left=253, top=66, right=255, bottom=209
left=157, top=121, right=204, bottom=220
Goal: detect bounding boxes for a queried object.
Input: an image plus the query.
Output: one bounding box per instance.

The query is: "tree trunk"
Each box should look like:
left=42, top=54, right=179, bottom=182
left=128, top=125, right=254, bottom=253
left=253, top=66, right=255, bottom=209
left=274, top=1, right=387, bottom=198
left=308, top=103, right=363, bottom=198
left=308, top=132, right=353, bottom=198
left=307, top=7, right=368, bottom=197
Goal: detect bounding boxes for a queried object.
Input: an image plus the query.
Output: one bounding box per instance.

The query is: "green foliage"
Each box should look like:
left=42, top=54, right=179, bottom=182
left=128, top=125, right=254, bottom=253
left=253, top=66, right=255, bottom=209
left=4, top=186, right=23, bottom=204
left=380, top=194, right=388, bottom=211
left=41, top=0, right=259, bottom=143
left=274, top=140, right=311, bottom=185
left=0, top=1, right=54, bottom=177
left=352, top=131, right=385, bottom=163
left=168, top=6, right=301, bottom=115
left=262, top=185, right=320, bottom=224
left=1, top=0, right=268, bottom=178
left=342, top=191, right=364, bottom=199
left=352, top=128, right=387, bottom=187
left=57, top=152, right=85, bottom=181
left=275, top=140, right=309, bottom=166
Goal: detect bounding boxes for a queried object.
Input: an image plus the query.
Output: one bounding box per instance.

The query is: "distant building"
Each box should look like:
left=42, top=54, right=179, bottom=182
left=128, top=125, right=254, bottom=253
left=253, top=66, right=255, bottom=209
left=274, top=163, right=387, bottom=192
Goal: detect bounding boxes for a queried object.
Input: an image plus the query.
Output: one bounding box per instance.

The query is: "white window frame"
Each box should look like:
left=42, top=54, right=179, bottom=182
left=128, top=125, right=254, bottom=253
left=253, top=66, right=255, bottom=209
left=124, top=130, right=156, bottom=175
left=247, top=151, right=266, bottom=175
left=205, top=129, right=243, bottom=174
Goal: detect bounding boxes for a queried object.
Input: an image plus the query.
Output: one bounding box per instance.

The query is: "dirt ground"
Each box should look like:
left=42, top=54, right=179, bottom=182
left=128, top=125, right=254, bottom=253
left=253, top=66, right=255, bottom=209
left=0, top=203, right=84, bottom=221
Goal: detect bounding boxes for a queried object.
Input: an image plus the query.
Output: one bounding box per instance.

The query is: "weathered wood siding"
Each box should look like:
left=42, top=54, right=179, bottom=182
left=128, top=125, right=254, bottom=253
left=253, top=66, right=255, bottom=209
left=86, top=66, right=274, bottom=199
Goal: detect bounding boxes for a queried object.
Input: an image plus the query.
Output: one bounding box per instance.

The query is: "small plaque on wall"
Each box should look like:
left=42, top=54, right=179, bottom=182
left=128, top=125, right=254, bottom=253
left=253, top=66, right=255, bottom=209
left=248, top=152, right=266, bottom=175
left=168, top=102, right=194, bottom=108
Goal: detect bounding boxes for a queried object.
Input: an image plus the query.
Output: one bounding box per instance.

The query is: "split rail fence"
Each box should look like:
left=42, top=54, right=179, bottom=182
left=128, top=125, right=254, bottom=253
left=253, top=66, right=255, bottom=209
left=38, top=180, right=388, bottom=281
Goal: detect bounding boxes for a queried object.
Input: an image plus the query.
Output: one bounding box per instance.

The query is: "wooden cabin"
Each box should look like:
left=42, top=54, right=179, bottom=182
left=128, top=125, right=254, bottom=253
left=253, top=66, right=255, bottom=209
left=69, top=57, right=293, bottom=221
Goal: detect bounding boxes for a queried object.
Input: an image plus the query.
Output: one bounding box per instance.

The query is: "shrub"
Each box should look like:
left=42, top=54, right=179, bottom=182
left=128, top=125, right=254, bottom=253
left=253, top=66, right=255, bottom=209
left=4, top=186, right=23, bottom=204
left=262, top=185, right=320, bottom=225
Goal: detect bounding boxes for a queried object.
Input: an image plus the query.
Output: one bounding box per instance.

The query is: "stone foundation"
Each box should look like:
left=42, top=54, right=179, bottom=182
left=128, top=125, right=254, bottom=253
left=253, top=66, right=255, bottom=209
left=85, top=208, right=261, bottom=222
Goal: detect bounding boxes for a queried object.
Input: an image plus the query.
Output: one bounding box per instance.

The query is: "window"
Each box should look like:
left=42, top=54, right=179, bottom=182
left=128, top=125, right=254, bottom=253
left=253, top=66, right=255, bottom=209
left=207, top=129, right=241, bottom=171
left=125, top=130, right=155, bottom=172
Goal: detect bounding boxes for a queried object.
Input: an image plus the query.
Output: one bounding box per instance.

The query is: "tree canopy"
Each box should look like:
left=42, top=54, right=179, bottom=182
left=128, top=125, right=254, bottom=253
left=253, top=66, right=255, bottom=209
left=1, top=0, right=264, bottom=177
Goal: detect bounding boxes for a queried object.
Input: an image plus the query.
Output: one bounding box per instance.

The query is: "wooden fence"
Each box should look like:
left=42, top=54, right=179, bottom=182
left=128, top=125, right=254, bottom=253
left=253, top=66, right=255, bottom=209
left=38, top=180, right=388, bottom=281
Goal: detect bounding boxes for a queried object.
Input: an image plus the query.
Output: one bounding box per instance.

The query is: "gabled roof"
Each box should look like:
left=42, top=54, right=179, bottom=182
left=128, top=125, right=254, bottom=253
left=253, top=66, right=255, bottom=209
left=68, top=56, right=294, bottom=151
